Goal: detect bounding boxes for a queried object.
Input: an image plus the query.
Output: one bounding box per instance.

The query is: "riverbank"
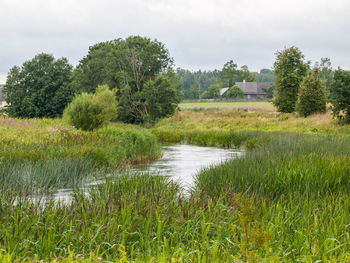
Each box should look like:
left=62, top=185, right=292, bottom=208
left=0, top=117, right=161, bottom=194
left=2, top=104, right=350, bottom=261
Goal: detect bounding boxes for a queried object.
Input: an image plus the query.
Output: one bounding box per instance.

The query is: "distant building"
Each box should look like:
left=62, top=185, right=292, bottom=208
left=220, top=81, right=273, bottom=101
left=0, top=84, right=7, bottom=107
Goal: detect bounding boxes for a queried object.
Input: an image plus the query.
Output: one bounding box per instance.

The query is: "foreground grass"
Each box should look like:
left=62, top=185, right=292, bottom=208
left=0, top=117, right=160, bottom=193
left=2, top=105, right=350, bottom=261
left=3, top=158, right=350, bottom=262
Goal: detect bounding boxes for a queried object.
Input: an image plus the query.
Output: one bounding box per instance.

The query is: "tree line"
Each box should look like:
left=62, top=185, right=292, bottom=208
left=273, top=46, right=350, bottom=123
left=177, top=64, right=275, bottom=99
left=3, top=36, right=181, bottom=127
left=2, top=36, right=350, bottom=127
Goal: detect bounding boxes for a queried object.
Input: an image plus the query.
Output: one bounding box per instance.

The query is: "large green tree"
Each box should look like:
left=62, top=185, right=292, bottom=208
left=273, top=47, right=309, bottom=113
left=297, top=68, right=326, bottom=117
left=330, top=68, right=350, bottom=123
left=4, top=53, right=73, bottom=118
left=72, top=36, right=177, bottom=123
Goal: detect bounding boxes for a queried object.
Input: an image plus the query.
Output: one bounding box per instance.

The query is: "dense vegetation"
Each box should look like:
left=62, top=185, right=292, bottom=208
left=3, top=53, right=73, bottom=118
left=330, top=68, right=350, bottom=123
left=3, top=106, right=350, bottom=261
left=1, top=36, right=350, bottom=261
left=273, top=46, right=309, bottom=113
left=63, top=85, right=118, bottom=131
left=0, top=117, right=160, bottom=194
left=297, top=67, right=327, bottom=117
left=72, top=36, right=180, bottom=124
left=176, top=66, right=274, bottom=99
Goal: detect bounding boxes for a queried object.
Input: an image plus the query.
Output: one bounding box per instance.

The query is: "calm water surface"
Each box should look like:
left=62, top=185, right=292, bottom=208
left=132, top=144, right=242, bottom=190
left=51, top=144, right=242, bottom=203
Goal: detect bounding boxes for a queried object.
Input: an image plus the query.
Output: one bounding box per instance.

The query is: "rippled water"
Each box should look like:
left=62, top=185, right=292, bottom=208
left=50, top=144, right=242, bottom=203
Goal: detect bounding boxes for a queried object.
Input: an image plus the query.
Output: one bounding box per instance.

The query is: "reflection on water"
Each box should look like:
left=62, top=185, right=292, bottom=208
left=132, top=145, right=242, bottom=190
left=51, top=144, right=242, bottom=203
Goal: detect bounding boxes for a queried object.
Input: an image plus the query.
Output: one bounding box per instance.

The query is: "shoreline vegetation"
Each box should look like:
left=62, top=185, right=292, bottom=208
left=0, top=117, right=161, bottom=194
left=2, top=102, right=350, bottom=261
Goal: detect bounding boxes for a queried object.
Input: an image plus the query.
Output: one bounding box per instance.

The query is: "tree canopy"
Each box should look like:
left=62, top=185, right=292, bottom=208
left=226, top=85, right=244, bottom=99
left=72, top=36, right=178, bottom=123
left=3, top=53, right=73, bottom=118
left=273, top=46, right=309, bottom=113
left=297, top=68, right=326, bottom=117
left=330, top=68, right=350, bottom=123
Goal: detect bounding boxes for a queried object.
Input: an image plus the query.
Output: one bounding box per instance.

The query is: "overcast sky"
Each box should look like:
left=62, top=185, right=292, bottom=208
left=0, top=0, right=349, bottom=83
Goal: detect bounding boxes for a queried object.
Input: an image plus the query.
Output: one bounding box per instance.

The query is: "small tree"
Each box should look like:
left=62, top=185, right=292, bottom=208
left=273, top=46, right=309, bottom=113
left=227, top=85, right=244, bottom=99
left=297, top=68, right=326, bottom=117
left=329, top=69, right=350, bottom=123
left=3, top=53, right=73, bottom=118
left=63, top=85, right=117, bottom=131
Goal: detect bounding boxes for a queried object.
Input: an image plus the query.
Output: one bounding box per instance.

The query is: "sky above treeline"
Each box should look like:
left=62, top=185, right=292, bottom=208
left=0, top=0, right=349, bottom=83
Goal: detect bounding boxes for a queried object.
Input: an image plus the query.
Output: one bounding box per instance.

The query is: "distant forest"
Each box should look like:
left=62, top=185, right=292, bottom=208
left=176, top=67, right=275, bottom=99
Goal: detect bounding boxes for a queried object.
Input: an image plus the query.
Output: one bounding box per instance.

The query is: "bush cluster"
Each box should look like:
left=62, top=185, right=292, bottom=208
left=63, top=85, right=117, bottom=131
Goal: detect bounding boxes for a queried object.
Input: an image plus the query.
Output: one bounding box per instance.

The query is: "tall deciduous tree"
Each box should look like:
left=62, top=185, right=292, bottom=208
left=297, top=68, right=326, bottom=117
left=72, top=36, right=177, bottom=123
left=273, top=47, right=309, bottom=113
left=4, top=53, right=73, bottom=118
left=330, top=68, right=350, bottom=123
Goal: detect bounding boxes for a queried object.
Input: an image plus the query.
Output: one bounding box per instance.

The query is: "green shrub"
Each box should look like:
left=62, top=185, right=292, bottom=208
left=227, top=85, right=244, bottom=98
left=63, top=85, right=117, bottom=131
left=297, top=68, right=326, bottom=117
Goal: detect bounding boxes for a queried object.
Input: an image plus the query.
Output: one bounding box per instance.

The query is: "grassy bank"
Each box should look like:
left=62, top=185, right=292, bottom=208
left=0, top=117, right=161, bottom=193
left=2, top=102, right=350, bottom=261
left=3, top=159, right=350, bottom=262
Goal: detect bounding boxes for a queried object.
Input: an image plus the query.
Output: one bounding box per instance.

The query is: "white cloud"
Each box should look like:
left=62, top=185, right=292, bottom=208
left=0, top=0, right=349, bottom=74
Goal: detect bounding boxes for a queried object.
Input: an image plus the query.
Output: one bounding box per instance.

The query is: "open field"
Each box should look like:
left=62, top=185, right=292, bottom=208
left=180, top=100, right=276, bottom=111
left=153, top=102, right=350, bottom=141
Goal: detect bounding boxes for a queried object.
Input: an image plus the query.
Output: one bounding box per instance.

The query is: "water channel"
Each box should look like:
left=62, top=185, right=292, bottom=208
left=51, top=144, right=242, bottom=203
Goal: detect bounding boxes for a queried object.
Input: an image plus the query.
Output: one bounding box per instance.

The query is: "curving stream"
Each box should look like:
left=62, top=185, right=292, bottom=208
left=51, top=144, right=242, bottom=203
left=132, top=144, right=242, bottom=190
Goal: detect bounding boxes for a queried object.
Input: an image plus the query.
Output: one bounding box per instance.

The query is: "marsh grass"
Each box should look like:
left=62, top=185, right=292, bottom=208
left=3, top=172, right=350, bottom=262
left=3, top=109, right=350, bottom=261
left=0, top=117, right=161, bottom=193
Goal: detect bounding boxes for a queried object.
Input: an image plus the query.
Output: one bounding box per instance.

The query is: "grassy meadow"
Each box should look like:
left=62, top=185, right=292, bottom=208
left=2, top=101, right=350, bottom=262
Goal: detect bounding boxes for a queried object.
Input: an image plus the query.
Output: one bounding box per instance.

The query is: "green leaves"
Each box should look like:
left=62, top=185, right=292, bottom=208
left=330, top=69, right=350, bottom=123
left=273, top=46, right=309, bottom=113
left=3, top=53, right=73, bottom=118
left=71, top=36, right=175, bottom=124
left=63, top=85, right=117, bottom=131
left=297, top=67, right=327, bottom=117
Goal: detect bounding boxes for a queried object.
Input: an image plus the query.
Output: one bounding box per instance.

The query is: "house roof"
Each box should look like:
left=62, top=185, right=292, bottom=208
left=219, top=82, right=273, bottom=97
left=219, top=87, right=229, bottom=96
left=235, top=82, right=272, bottom=95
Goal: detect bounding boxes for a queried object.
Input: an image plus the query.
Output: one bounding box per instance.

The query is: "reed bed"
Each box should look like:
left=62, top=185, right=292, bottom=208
left=2, top=171, right=350, bottom=262
left=0, top=117, right=161, bottom=193
left=2, top=109, right=350, bottom=261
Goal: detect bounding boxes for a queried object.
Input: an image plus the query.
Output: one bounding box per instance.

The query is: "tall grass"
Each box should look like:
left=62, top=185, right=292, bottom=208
left=195, top=132, right=350, bottom=198
left=0, top=117, right=161, bottom=193
left=3, top=173, right=350, bottom=262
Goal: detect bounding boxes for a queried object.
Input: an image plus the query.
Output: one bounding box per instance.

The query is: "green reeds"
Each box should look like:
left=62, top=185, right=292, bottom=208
left=0, top=118, right=161, bottom=193
left=3, top=173, right=350, bottom=262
